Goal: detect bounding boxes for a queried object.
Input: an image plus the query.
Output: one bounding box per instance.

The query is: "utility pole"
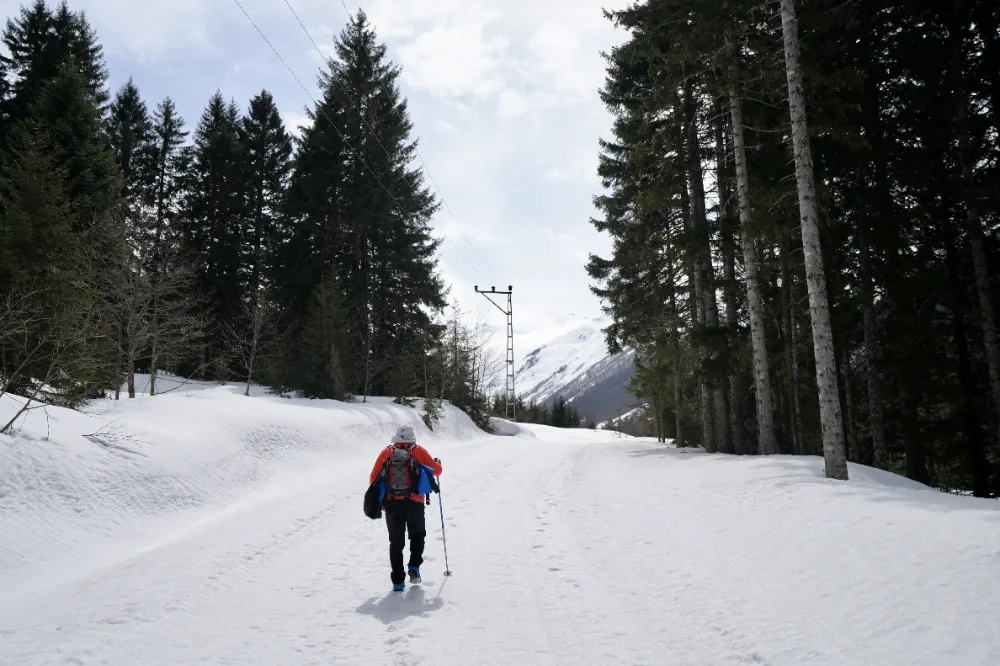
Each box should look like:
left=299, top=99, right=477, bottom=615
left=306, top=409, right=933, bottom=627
left=475, top=285, right=516, bottom=421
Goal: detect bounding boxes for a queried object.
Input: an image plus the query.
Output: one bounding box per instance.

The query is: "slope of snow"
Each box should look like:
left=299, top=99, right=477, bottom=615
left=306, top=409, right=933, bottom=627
left=515, top=313, right=617, bottom=402
left=2, top=383, right=999, bottom=665
left=0, top=376, right=484, bottom=605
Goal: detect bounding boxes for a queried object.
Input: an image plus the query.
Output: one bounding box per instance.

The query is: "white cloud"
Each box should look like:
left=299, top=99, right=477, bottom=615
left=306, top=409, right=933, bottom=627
left=282, top=110, right=311, bottom=138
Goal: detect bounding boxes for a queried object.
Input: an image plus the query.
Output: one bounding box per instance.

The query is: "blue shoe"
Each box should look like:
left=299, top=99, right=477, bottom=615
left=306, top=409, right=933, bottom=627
left=392, top=582, right=405, bottom=592
left=408, top=567, right=421, bottom=584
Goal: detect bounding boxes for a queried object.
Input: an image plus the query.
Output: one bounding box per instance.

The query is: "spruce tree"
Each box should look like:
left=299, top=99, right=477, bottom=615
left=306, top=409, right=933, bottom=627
left=295, top=273, right=352, bottom=400
left=0, top=0, right=108, bottom=127
left=179, top=92, right=246, bottom=373
left=239, top=90, right=292, bottom=305
left=144, top=97, right=187, bottom=263
left=281, top=10, right=445, bottom=396
left=0, top=122, right=75, bottom=296
left=0, top=60, right=119, bottom=404
left=108, top=79, right=154, bottom=234
left=30, top=62, right=119, bottom=230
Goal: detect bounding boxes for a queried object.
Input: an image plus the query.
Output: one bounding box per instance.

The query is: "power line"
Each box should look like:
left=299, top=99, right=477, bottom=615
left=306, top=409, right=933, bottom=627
left=286, top=0, right=493, bottom=275
left=229, top=0, right=402, bottom=211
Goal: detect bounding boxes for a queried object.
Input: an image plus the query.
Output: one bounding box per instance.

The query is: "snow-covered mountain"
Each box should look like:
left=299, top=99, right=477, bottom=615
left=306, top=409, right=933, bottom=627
left=515, top=314, right=638, bottom=422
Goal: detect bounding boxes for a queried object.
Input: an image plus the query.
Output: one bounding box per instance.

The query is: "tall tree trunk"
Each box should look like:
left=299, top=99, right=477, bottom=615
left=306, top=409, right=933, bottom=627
left=781, top=248, right=800, bottom=455
left=856, top=15, right=890, bottom=470
left=667, top=236, right=686, bottom=449
left=680, top=147, right=716, bottom=453
left=729, top=89, right=777, bottom=455
left=779, top=0, right=848, bottom=479
left=684, top=82, right=730, bottom=454
left=655, top=391, right=665, bottom=443
left=899, top=382, right=929, bottom=484
left=956, top=99, right=1000, bottom=456
left=127, top=359, right=136, bottom=399
left=674, top=354, right=685, bottom=447
left=857, top=225, right=885, bottom=468
left=114, top=333, right=123, bottom=401
left=841, top=347, right=856, bottom=463
left=716, top=104, right=744, bottom=454
left=945, top=242, right=993, bottom=497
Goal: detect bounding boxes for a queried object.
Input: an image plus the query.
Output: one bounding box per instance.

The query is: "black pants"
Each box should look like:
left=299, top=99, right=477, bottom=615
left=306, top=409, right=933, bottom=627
left=384, top=499, right=426, bottom=584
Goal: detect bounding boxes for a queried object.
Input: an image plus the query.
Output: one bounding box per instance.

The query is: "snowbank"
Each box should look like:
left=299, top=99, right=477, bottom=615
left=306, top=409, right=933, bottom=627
left=516, top=421, right=640, bottom=441
left=487, top=417, right=535, bottom=437
left=0, top=377, right=486, bottom=604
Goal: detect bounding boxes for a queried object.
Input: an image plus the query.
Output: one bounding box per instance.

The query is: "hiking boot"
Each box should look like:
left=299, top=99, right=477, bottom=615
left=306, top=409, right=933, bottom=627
left=407, top=566, right=421, bottom=584
left=392, top=582, right=405, bottom=592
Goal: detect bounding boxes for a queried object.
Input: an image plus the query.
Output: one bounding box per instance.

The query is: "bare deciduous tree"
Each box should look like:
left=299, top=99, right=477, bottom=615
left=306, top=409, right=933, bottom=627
left=147, top=256, right=206, bottom=396
left=0, top=286, right=106, bottom=435
left=225, top=299, right=289, bottom=396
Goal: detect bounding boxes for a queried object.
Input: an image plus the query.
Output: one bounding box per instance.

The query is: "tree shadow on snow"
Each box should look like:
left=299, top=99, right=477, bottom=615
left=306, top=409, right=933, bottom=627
left=626, top=445, right=1000, bottom=516
left=627, top=445, right=705, bottom=459
left=355, top=585, right=444, bottom=624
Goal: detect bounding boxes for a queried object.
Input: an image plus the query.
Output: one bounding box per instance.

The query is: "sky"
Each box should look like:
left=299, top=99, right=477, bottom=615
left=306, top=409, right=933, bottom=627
left=2, top=0, right=631, bottom=335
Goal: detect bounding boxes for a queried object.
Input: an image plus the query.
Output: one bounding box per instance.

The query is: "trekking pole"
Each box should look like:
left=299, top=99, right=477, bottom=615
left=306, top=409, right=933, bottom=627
left=437, top=477, right=452, bottom=576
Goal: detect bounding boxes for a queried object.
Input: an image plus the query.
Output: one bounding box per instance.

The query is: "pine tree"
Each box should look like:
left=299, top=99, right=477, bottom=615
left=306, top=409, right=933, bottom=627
left=239, top=90, right=292, bottom=305
left=0, top=0, right=108, bottom=129
left=0, top=58, right=119, bottom=405
left=294, top=273, right=352, bottom=400
left=178, top=92, right=246, bottom=374
left=144, top=97, right=187, bottom=263
left=29, top=62, right=119, bottom=230
left=280, top=10, right=445, bottom=396
left=0, top=52, right=10, bottom=147
left=108, top=79, right=154, bottom=235
left=588, top=0, right=998, bottom=494
left=0, top=122, right=75, bottom=296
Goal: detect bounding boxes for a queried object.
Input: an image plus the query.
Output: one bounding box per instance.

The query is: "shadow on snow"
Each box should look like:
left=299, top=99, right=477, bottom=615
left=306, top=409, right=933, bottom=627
left=356, top=585, right=445, bottom=625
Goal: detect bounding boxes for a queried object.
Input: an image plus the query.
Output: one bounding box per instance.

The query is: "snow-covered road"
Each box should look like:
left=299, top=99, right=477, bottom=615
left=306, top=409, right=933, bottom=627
left=2, top=386, right=998, bottom=665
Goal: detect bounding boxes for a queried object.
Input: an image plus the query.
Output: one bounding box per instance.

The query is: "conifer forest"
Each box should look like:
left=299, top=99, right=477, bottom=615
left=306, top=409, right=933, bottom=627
left=0, top=1, right=507, bottom=431
left=1, top=0, right=999, bottom=497
left=588, top=0, right=1000, bottom=495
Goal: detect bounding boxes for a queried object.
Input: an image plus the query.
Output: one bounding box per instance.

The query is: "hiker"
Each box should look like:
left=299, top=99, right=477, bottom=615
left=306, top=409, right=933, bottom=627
left=369, top=425, right=443, bottom=591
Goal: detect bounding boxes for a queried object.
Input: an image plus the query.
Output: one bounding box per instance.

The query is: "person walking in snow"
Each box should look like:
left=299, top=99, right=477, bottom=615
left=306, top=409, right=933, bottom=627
left=370, top=425, right=443, bottom=591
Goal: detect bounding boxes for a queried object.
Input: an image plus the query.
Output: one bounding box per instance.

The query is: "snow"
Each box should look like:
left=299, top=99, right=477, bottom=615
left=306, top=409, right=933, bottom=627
left=2, top=380, right=999, bottom=665
left=515, top=313, right=615, bottom=402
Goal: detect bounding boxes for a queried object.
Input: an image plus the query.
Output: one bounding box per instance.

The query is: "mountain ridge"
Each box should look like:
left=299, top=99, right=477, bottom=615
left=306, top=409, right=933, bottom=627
left=513, top=314, right=638, bottom=422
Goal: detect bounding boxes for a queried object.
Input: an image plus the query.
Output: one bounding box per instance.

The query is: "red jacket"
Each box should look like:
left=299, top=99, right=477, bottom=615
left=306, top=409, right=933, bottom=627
left=370, top=443, right=443, bottom=503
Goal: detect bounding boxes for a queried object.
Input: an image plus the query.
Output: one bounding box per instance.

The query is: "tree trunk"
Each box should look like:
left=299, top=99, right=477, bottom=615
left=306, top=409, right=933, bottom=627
left=790, top=285, right=805, bottom=454
left=127, top=359, right=136, bottom=399
left=114, top=338, right=122, bottom=401
left=674, top=355, right=685, bottom=447
left=779, top=0, right=848, bottom=479
left=957, top=104, right=1000, bottom=456
left=655, top=391, right=664, bottom=443
left=729, top=89, right=777, bottom=456
left=946, top=242, right=993, bottom=497
left=245, top=348, right=255, bottom=397
left=899, top=382, right=929, bottom=485
left=680, top=150, right=716, bottom=453
left=841, top=347, right=856, bottom=463
left=857, top=225, right=885, bottom=468
left=781, top=249, right=800, bottom=456
left=684, top=82, right=730, bottom=454
left=716, top=104, right=744, bottom=455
